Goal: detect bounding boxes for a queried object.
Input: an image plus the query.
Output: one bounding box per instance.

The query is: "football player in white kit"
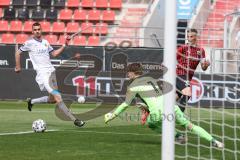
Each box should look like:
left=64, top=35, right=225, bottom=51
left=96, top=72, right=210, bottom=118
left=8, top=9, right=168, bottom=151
left=15, top=22, right=85, bottom=127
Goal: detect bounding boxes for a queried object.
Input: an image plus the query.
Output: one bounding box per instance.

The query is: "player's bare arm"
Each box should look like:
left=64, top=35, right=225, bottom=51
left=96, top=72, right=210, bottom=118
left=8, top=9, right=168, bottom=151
left=15, top=49, right=22, bottom=73
left=51, top=37, right=71, bottom=57
left=201, top=59, right=210, bottom=71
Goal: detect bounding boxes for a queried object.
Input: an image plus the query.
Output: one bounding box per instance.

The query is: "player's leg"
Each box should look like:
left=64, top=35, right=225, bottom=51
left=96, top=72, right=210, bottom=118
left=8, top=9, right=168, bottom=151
left=176, top=76, right=189, bottom=112
left=136, top=102, right=149, bottom=125
left=46, top=72, right=85, bottom=127
left=175, top=105, right=224, bottom=148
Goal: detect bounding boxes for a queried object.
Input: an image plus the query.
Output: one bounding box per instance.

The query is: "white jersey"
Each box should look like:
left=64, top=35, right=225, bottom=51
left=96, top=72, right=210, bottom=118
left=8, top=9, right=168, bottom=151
left=19, top=38, right=55, bottom=73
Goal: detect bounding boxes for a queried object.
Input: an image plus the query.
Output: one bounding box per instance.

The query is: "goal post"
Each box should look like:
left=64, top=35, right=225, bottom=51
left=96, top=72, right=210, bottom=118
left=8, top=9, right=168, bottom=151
left=161, top=0, right=177, bottom=160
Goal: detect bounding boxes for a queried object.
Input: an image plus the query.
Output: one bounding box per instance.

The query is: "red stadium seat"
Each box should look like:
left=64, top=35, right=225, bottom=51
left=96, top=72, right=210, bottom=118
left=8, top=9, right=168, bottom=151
left=94, top=23, right=108, bottom=35
left=95, top=0, right=108, bottom=8
left=109, top=0, right=122, bottom=9
left=16, top=33, right=29, bottom=44
left=0, top=8, right=3, bottom=18
left=81, top=22, right=93, bottom=34
left=88, top=10, right=101, bottom=21
left=67, top=0, right=80, bottom=8
left=59, top=9, right=73, bottom=21
left=0, top=20, right=8, bottom=32
left=58, top=35, right=69, bottom=45
left=81, top=0, right=93, bottom=8
left=88, top=36, right=100, bottom=46
left=23, top=20, right=35, bottom=32
left=45, top=34, right=58, bottom=45
left=73, top=9, right=87, bottom=21
left=9, top=20, right=23, bottom=32
left=1, top=33, right=14, bottom=44
left=102, top=10, right=115, bottom=22
left=66, top=22, right=79, bottom=33
left=0, top=0, right=10, bottom=6
left=73, top=35, right=86, bottom=46
left=52, top=21, right=65, bottom=33
left=39, top=21, right=51, bottom=33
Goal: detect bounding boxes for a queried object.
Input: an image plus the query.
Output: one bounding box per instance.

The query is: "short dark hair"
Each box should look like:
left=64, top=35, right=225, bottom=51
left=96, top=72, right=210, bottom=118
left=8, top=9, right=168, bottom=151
left=127, top=63, right=143, bottom=75
left=187, top=28, right=198, bottom=34
left=32, top=22, right=41, bottom=29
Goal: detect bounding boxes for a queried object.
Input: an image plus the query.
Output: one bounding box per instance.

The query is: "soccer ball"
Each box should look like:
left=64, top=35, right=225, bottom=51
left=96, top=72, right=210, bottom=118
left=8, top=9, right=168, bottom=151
left=32, top=119, right=47, bottom=133
left=77, top=96, right=86, bottom=103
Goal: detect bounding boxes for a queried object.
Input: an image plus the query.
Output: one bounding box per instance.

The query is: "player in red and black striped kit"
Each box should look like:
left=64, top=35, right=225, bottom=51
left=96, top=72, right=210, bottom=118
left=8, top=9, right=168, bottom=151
left=176, top=29, right=210, bottom=112
left=138, top=29, right=210, bottom=125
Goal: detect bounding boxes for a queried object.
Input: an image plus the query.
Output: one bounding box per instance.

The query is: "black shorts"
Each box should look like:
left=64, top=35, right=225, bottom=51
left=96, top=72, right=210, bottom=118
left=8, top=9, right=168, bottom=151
left=176, top=75, right=190, bottom=98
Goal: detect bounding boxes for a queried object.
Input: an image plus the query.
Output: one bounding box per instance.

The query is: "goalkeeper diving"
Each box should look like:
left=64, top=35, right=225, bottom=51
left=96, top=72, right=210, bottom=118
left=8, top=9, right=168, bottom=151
left=104, top=63, right=224, bottom=148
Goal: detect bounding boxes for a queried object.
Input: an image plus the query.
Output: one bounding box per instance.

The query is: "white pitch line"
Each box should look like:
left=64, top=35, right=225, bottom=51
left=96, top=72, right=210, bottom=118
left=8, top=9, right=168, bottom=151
left=68, top=130, right=161, bottom=137
left=0, top=109, right=53, bottom=113
left=0, top=129, right=58, bottom=136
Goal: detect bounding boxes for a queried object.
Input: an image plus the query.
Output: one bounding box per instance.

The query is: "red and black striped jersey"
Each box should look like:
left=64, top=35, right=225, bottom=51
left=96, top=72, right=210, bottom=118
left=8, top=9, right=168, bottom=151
left=176, top=44, right=206, bottom=80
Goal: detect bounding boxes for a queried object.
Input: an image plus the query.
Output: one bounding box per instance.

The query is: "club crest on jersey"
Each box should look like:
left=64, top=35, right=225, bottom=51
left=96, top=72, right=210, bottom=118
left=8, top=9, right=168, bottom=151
left=197, top=51, right=201, bottom=55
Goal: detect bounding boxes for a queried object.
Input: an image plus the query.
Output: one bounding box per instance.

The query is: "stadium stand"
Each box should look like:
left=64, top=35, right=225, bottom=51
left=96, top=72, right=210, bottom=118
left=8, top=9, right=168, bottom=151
left=0, top=0, right=152, bottom=46
left=198, top=0, right=240, bottom=48
left=1, top=33, right=14, bottom=44
left=17, top=8, right=29, bottom=20
left=16, top=33, right=29, bottom=44
left=73, top=9, right=87, bottom=21
left=9, top=20, right=23, bottom=32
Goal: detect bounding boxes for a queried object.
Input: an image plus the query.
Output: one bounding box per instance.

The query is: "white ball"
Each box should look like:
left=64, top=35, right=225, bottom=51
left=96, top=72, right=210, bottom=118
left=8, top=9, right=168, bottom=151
left=77, top=96, right=86, bottom=103
left=32, top=119, right=47, bottom=133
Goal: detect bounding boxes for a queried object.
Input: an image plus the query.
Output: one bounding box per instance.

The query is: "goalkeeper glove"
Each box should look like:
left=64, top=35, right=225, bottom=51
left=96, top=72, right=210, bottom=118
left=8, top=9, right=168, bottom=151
left=104, top=113, right=117, bottom=124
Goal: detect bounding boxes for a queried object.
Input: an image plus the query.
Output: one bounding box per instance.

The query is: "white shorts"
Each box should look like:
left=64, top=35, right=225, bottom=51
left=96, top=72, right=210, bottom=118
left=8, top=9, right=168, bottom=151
left=35, top=71, right=58, bottom=94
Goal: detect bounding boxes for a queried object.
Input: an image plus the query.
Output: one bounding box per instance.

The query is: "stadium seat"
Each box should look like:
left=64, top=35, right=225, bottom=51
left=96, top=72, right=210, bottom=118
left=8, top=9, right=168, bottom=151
left=9, top=20, right=23, bottom=32
left=0, top=8, right=3, bottom=19
left=81, top=0, right=93, bottom=8
left=73, top=9, right=87, bottom=21
left=17, top=8, right=29, bottom=20
left=94, top=23, right=108, bottom=35
left=52, top=21, right=65, bottom=33
left=102, top=10, right=115, bottom=22
left=0, top=20, right=8, bottom=32
left=88, top=36, right=100, bottom=46
left=95, top=0, right=108, bottom=8
left=46, top=9, right=58, bottom=21
left=16, top=33, right=29, bottom=44
left=23, top=20, right=35, bottom=32
left=40, top=0, right=52, bottom=8
left=53, top=0, right=66, bottom=8
left=40, top=21, right=51, bottom=33
left=31, top=9, right=45, bottom=20
left=1, top=33, right=14, bottom=44
left=67, top=0, right=80, bottom=8
left=58, top=35, right=69, bottom=45
left=12, top=0, right=25, bottom=7
left=45, top=34, right=58, bottom=45
left=0, top=0, right=10, bottom=7
left=4, top=8, right=16, bottom=20
left=66, top=22, right=79, bottom=33
left=59, top=8, right=73, bottom=21
left=81, top=22, right=93, bottom=34
left=26, top=0, right=38, bottom=7
left=109, top=0, right=122, bottom=9
left=73, top=35, right=86, bottom=46
left=88, top=10, right=101, bottom=21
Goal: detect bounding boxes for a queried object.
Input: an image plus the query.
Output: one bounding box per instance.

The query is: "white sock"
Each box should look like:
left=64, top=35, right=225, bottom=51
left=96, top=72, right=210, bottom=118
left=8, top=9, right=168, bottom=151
left=58, top=101, right=76, bottom=121
left=31, top=96, right=49, bottom=104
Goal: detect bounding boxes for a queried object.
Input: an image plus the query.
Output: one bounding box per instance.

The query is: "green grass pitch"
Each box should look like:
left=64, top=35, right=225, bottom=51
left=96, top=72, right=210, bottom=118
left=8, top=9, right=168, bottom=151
left=0, top=101, right=239, bottom=160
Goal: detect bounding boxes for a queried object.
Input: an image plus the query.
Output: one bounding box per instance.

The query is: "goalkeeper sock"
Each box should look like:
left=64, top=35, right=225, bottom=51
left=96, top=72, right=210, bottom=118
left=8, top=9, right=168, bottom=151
left=31, top=96, right=49, bottom=104
left=58, top=101, right=76, bottom=121
left=190, top=124, right=213, bottom=142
